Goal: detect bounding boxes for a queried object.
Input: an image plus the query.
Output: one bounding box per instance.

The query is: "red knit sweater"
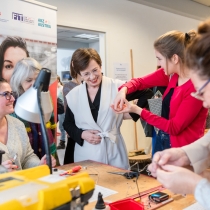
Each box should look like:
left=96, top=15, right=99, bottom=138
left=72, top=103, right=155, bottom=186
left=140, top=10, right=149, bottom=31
left=119, top=68, right=208, bottom=147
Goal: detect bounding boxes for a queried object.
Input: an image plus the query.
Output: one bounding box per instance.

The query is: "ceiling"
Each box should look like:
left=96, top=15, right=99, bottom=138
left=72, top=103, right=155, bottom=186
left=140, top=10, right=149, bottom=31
left=128, top=0, right=210, bottom=20
left=57, top=26, right=100, bottom=43
left=57, top=0, right=210, bottom=42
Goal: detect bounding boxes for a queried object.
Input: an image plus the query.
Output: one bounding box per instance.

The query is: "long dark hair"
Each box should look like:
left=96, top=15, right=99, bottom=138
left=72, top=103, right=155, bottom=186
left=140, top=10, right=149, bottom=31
left=0, top=36, right=29, bottom=77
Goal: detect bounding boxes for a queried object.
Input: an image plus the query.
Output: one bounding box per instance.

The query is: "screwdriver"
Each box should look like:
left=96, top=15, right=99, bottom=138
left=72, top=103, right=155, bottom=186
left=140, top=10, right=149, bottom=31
left=59, top=165, right=82, bottom=176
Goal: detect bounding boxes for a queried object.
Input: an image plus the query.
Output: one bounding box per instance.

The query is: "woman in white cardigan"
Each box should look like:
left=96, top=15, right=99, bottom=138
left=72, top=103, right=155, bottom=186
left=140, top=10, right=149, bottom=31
left=63, top=48, right=130, bottom=169
left=148, top=19, right=210, bottom=209
left=0, top=78, right=56, bottom=171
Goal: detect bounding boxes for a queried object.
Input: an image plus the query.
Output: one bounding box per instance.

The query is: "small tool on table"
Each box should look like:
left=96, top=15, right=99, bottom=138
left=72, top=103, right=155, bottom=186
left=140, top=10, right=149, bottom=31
left=107, top=171, right=139, bottom=179
left=60, top=165, right=82, bottom=176
left=11, top=153, right=18, bottom=165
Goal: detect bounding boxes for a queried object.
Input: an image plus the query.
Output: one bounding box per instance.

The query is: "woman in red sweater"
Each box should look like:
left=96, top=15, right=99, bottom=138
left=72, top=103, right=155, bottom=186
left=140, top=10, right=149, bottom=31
left=112, top=30, right=208, bottom=153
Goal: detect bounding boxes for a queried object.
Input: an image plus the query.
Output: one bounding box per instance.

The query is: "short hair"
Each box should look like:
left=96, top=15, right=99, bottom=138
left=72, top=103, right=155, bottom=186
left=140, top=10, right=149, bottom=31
left=0, top=36, right=29, bottom=77
left=10, top=58, right=41, bottom=97
left=186, top=19, right=210, bottom=79
left=70, top=48, right=102, bottom=77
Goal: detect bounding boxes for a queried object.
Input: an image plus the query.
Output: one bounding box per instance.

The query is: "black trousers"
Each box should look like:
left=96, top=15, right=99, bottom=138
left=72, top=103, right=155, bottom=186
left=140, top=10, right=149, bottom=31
left=63, top=137, right=75, bottom=164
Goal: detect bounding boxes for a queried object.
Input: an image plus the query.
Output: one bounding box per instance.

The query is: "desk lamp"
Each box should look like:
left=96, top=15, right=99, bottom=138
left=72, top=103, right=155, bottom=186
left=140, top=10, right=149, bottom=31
left=15, top=68, right=53, bottom=174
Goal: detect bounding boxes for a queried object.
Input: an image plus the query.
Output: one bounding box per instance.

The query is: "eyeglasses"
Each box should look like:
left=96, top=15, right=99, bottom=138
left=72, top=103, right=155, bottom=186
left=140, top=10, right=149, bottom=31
left=191, top=79, right=210, bottom=100
left=80, top=69, right=100, bottom=79
left=0, top=91, right=14, bottom=100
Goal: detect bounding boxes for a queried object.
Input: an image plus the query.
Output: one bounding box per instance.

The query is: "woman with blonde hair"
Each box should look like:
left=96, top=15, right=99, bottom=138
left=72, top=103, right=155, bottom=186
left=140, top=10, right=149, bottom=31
left=148, top=19, right=210, bottom=209
left=113, top=30, right=208, bottom=153
left=10, top=58, right=58, bottom=163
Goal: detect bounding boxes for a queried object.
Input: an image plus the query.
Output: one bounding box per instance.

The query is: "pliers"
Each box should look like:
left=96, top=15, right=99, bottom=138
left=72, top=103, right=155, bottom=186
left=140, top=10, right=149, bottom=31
left=107, top=171, right=139, bottom=179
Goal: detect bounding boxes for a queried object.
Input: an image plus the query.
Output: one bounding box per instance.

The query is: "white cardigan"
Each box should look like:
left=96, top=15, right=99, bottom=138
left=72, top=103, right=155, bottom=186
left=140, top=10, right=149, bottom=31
left=66, top=76, right=129, bottom=169
left=0, top=115, right=40, bottom=170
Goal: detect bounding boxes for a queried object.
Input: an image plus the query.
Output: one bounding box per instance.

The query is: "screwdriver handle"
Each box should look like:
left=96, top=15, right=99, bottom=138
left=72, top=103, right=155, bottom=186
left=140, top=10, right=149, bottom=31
left=71, top=165, right=82, bottom=173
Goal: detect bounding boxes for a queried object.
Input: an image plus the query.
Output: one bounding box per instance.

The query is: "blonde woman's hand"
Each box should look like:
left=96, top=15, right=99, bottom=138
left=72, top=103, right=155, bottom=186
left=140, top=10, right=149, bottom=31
left=111, top=99, right=142, bottom=115
left=112, top=87, right=127, bottom=111
left=2, top=160, right=18, bottom=172
left=148, top=148, right=190, bottom=177
left=40, top=155, right=56, bottom=167
left=156, top=165, right=202, bottom=194
left=81, top=130, right=102, bottom=145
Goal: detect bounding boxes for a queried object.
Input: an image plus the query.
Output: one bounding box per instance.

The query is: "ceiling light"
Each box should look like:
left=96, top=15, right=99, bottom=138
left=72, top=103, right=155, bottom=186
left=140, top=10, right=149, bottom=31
left=73, top=34, right=99, bottom=39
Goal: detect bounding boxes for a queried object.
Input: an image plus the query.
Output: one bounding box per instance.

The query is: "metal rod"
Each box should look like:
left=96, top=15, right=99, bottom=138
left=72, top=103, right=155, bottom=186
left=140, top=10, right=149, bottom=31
left=37, top=84, right=52, bottom=174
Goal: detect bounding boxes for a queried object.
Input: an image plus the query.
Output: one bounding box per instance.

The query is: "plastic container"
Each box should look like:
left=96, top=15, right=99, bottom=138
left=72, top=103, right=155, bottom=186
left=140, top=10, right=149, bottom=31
left=109, top=198, right=144, bottom=210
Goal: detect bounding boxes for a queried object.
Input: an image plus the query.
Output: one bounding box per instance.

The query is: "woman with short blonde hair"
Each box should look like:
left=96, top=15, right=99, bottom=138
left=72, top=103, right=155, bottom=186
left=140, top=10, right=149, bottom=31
left=10, top=58, right=58, bottom=164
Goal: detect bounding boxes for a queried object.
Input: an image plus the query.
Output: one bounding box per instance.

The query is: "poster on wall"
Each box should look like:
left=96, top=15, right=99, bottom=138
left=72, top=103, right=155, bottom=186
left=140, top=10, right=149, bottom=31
left=0, top=0, right=58, bottom=156
left=113, top=63, right=129, bottom=81
left=0, top=0, right=57, bottom=80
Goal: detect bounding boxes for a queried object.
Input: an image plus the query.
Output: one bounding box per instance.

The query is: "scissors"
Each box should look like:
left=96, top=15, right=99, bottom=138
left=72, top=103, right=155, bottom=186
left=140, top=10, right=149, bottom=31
left=107, top=171, right=139, bottom=179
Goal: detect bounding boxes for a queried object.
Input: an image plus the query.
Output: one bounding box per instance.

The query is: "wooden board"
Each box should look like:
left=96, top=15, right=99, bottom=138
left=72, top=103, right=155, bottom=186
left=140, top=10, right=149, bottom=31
left=58, top=160, right=196, bottom=210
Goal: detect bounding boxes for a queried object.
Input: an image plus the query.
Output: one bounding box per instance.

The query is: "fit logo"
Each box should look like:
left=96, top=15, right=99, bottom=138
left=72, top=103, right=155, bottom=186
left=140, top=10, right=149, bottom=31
left=12, top=12, right=23, bottom=21
left=12, top=12, right=34, bottom=25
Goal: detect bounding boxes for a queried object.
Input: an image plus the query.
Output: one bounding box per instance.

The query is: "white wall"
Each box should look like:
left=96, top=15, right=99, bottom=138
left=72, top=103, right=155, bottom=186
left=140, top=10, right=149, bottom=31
left=57, top=40, right=88, bottom=80
left=41, top=0, right=200, bottom=152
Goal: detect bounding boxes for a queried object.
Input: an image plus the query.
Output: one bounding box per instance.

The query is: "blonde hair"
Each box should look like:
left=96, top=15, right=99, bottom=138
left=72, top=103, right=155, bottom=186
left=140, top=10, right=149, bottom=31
left=10, top=57, right=41, bottom=97
left=154, top=30, right=196, bottom=64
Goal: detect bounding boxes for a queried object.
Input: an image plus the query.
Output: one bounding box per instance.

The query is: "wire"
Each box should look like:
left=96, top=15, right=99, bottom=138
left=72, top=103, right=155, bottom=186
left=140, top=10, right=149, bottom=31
left=148, top=194, right=159, bottom=204
left=138, top=164, right=149, bottom=173
left=130, top=163, right=150, bottom=201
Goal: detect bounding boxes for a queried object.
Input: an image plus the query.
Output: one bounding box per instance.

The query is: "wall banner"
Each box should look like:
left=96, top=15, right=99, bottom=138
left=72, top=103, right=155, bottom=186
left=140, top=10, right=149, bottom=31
left=0, top=0, right=58, bottom=140
left=0, top=0, right=57, bottom=80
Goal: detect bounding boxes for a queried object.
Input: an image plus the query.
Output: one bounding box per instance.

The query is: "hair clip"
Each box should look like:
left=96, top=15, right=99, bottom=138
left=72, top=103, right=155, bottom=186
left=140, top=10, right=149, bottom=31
left=185, top=33, right=190, bottom=41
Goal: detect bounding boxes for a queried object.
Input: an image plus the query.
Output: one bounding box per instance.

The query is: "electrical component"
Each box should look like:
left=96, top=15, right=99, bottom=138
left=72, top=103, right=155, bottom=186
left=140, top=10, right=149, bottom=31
left=148, top=191, right=169, bottom=203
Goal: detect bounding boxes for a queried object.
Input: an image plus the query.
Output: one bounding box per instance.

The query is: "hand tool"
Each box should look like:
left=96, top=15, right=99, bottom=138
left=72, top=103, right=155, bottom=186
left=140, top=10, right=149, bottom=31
left=11, top=153, right=18, bottom=165
left=60, top=165, right=82, bottom=176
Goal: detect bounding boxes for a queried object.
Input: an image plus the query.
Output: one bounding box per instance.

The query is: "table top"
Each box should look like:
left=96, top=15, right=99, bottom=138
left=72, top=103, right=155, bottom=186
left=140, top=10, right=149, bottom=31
left=58, top=160, right=196, bottom=210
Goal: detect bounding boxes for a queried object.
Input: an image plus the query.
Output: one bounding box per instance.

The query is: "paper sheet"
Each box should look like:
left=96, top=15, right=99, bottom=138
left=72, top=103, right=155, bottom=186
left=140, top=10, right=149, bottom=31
left=183, top=202, right=206, bottom=210
left=88, top=185, right=118, bottom=203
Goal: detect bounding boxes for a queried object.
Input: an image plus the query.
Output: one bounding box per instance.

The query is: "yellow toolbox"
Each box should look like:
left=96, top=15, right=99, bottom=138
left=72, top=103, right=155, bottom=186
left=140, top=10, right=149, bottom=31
left=0, top=165, right=95, bottom=210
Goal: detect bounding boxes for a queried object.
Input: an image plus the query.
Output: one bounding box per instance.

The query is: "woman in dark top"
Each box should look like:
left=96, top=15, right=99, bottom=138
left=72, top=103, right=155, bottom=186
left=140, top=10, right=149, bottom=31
left=63, top=48, right=155, bottom=168
left=63, top=48, right=130, bottom=169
